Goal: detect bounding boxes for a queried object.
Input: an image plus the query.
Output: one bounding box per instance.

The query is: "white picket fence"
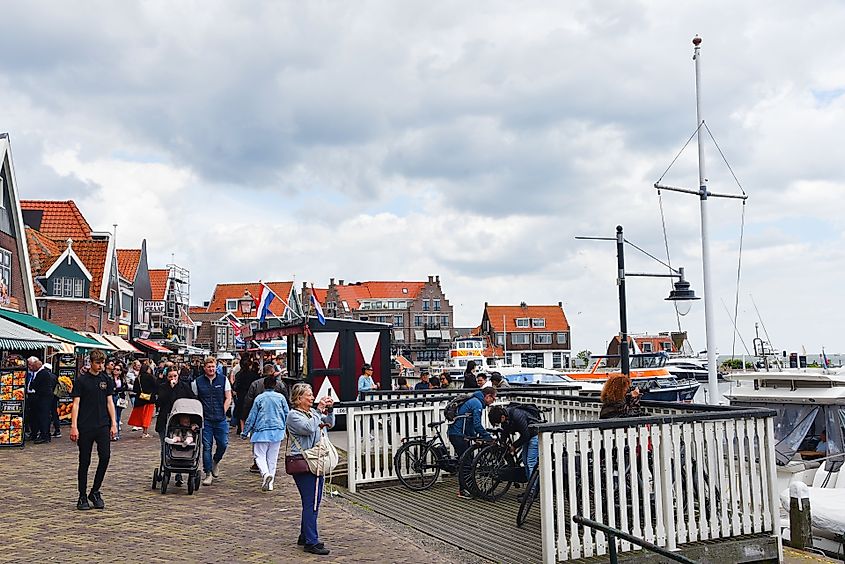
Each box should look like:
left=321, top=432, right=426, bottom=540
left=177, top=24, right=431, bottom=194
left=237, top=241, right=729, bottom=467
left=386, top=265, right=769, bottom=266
left=537, top=413, right=780, bottom=563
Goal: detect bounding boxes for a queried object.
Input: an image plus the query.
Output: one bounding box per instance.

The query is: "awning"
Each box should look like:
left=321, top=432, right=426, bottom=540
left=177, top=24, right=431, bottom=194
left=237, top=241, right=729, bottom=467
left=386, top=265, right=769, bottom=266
left=0, top=309, right=109, bottom=350
left=80, top=332, right=118, bottom=351
left=101, top=334, right=141, bottom=353
left=133, top=338, right=171, bottom=354
left=395, top=354, right=414, bottom=370
left=0, top=315, right=61, bottom=350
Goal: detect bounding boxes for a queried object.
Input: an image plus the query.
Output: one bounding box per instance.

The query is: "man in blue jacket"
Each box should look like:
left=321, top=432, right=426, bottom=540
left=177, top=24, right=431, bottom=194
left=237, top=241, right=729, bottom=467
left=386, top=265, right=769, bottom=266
left=447, top=387, right=497, bottom=458
left=192, top=356, right=232, bottom=486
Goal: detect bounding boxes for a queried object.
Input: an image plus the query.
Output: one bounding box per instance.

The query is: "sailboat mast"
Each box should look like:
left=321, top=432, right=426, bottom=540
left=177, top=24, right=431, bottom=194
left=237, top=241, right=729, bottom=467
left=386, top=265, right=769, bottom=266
left=693, top=35, right=720, bottom=404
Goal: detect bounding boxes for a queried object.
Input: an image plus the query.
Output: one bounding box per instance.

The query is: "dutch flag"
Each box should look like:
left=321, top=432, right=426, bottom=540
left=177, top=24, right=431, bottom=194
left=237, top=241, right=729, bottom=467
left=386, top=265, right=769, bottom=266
left=311, top=285, right=326, bottom=325
left=257, top=285, right=277, bottom=323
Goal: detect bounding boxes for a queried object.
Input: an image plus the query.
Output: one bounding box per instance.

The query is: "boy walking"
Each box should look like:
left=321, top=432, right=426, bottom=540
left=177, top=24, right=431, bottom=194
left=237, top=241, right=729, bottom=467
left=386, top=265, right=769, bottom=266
left=70, top=350, right=117, bottom=510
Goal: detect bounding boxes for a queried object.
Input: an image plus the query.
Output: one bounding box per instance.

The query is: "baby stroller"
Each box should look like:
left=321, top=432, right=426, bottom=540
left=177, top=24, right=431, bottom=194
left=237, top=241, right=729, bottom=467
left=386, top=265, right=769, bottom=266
left=152, top=398, right=203, bottom=495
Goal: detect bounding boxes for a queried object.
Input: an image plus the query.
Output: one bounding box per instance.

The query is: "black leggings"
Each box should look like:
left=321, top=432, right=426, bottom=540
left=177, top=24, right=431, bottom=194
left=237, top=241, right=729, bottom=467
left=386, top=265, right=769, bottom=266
left=77, top=427, right=111, bottom=496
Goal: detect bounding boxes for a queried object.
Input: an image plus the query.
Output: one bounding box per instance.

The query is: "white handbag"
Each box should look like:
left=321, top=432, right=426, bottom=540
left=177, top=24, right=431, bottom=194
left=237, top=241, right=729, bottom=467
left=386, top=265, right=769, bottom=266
left=291, top=430, right=339, bottom=477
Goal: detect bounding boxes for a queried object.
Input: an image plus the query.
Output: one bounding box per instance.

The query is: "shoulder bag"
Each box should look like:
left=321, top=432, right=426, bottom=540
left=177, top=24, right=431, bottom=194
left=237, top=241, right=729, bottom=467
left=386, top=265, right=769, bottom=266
left=288, top=427, right=339, bottom=476
left=284, top=435, right=310, bottom=475
left=138, top=377, right=152, bottom=402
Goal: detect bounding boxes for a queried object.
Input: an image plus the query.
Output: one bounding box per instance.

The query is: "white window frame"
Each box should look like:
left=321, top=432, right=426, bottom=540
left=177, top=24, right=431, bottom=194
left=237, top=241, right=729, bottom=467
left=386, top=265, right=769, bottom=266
left=74, top=278, right=84, bottom=298
left=63, top=278, right=73, bottom=298
left=422, top=299, right=430, bottom=311
left=642, top=342, right=653, bottom=353
left=495, top=334, right=504, bottom=346
left=532, top=318, right=546, bottom=328
left=515, top=318, right=530, bottom=328
left=0, top=248, right=10, bottom=302
left=534, top=333, right=552, bottom=345
left=394, top=315, right=403, bottom=326
left=440, top=315, right=449, bottom=327
left=53, top=277, right=63, bottom=296
left=557, top=332, right=567, bottom=345
left=511, top=333, right=529, bottom=345
left=552, top=352, right=562, bottom=369
left=433, top=299, right=441, bottom=311
left=225, top=299, right=238, bottom=312
left=662, top=342, right=673, bottom=351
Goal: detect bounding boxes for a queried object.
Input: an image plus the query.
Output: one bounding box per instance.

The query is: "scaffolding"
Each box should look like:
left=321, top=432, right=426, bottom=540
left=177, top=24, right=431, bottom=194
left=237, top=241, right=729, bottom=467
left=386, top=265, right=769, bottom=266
left=163, top=263, right=191, bottom=342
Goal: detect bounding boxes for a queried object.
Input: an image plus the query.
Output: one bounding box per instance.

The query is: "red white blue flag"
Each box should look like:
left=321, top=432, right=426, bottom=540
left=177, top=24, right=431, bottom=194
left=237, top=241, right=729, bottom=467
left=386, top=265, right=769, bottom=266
left=310, top=284, right=326, bottom=325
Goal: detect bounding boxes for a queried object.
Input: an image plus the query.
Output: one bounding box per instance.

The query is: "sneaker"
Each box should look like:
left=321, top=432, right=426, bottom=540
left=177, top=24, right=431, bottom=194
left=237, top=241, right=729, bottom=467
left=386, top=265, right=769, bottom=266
left=268, top=477, right=274, bottom=491
left=202, top=473, right=214, bottom=486
left=52, top=430, right=62, bottom=438
left=88, top=491, right=105, bottom=510
left=175, top=475, right=184, bottom=487
left=77, top=494, right=91, bottom=510
left=304, top=544, right=330, bottom=555
left=164, top=437, right=179, bottom=445
left=249, top=462, right=261, bottom=474
left=211, top=461, right=220, bottom=478
left=262, top=475, right=272, bottom=492
left=131, top=426, right=141, bottom=431
left=297, top=534, right=305, bottom=546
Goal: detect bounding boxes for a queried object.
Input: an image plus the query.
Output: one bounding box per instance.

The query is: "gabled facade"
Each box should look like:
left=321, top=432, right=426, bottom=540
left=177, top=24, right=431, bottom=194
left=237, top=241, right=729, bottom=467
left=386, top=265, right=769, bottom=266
left=480, top=302, right=572, bottom=369
left=323, top=276, right=453, bottom=363
left=116, top=240, right=152, bottom=339
left=190, top=308, right=235, bottom=354
left=22, top=198, right=121, bottom=333
left=0, top=135, right=38, bottom=314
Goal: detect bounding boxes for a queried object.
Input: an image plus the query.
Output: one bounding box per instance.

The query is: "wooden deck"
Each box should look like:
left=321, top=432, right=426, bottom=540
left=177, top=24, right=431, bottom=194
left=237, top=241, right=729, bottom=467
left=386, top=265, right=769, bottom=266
left=343, top=477, right=543, bottom=563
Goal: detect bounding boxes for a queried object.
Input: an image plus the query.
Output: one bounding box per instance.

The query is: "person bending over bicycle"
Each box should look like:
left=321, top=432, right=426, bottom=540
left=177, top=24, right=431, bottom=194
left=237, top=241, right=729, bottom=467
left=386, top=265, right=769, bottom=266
left=488, top=403, right=542, bottom=481
left=446, top=388, right=497, bottom=458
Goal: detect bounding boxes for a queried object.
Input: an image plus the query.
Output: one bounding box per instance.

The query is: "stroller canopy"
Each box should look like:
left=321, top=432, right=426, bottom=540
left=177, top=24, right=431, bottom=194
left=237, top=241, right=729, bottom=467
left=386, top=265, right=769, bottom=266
left=167, top=398, right=204, bottom=428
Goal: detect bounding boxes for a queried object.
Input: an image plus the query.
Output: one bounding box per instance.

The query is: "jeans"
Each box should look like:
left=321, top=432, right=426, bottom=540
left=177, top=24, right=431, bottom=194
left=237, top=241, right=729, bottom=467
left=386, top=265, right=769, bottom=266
left=77, top=426, right=111, bottom=496
left=202, top=419, right=229, bottom=473
left=448, top=434, right=469, bottom=459
left=293, top=471, right=325, bottom=545
left=253, top=441, right=282, bottom=478
left=522, top=435, right=539, bottom=481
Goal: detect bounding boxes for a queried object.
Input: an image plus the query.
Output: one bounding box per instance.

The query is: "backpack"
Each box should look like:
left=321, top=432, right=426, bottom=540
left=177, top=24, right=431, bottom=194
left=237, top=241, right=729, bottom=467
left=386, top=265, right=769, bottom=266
left=507, top=402, right=543, bottom=424
left=444, top=393, right=475, bottom=422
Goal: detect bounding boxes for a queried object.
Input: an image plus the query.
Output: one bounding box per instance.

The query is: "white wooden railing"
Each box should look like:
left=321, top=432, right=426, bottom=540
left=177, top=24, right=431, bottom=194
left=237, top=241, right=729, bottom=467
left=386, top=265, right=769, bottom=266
left=537, top=410, right=780, bottom=563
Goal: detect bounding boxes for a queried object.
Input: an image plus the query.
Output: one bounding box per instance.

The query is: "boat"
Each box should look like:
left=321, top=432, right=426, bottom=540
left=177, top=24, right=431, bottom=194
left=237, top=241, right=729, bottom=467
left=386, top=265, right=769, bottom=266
left=442, top=336, right=505, bottom=380
left=496, top=366, right=604, bottom=396
left=564, top=352, right=700, bottom=402
left=725, top=366, right=845, bottom=558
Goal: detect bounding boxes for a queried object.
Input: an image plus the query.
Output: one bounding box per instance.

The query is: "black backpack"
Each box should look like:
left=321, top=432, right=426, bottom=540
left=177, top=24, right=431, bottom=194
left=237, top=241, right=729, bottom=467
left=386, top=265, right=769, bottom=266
left=444, top=393, right=475, bottom=422
left=507, top=402, right=544, bottom=424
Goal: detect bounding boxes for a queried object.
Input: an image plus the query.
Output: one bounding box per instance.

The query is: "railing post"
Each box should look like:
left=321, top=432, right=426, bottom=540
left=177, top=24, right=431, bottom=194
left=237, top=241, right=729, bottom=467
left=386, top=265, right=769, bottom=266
left=608, top=533, right=618, bottom=564
left=539, top=431, right=556, bottom=564
left=347, top=406, right=357, bottom=494
left=765, top=416, right=783, bottom=562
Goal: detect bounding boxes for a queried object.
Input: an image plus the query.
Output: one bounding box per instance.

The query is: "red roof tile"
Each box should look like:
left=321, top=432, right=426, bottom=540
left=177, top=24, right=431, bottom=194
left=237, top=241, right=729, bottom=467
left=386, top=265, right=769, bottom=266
left=485, top=305, right=570, bottom=333
left=334, top=281, right=426, bottom=310
left=149, top=269, right=170, bottom=301
left=206, top=281, right=294, bottom=317
left=21, top=200, right=92, bottom=240
left=116, top=249, right=141, bottom=281
left=24, top=227, right=111, bottom=299
left=189, top=305, right=208, bottom=315
left=70, top=239, right=110, bottom=300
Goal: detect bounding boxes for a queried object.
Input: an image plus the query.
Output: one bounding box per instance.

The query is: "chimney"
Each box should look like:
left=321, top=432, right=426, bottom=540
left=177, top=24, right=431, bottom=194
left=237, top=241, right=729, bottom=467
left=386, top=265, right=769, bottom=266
left=202, top=300, right=210, bottom=308
left=302, top=281, right=307, bottom=291
left=435, top=275, right=440, bottom=283
left=520, top=301, right=527, bottom=308
left=558, top=301, right=562, bottom=308
left=428, top=275, right=434, bottom=283
left=484, top=301, right=488, bottom=307
left=339, top=279, right=344, bottom=285
left=330, top=278, right=335, bottom=286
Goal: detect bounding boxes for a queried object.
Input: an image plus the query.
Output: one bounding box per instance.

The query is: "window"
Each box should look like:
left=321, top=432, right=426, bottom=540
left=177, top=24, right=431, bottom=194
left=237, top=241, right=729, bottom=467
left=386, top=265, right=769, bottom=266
left=552, top=352, right=562, bottom=369
left=505, top=353, right=513, bottom=365
left=642, top=342, right=653, bottom=353
left=53, top=278, right=62, bottom=296
left=108, top=290, right=117, bottom=321
left=496, top=334, right=504, bottom=346
left=557, top=332, right=567, bottom=345
left=394, top=315, right=403, bottom=326
left=515, top=318, right=529, bottom=328
left=394, top=329, right=405, bottom=341
left=532, top=318, right=545, bottom=328
left=662, top=342, right=673, bottom=351
left=225, top=299, right=237, bottom=312
left=414, top=315, right=422, bottom=327
left=534, top=333, right=552, bottom=345
left=63, top=278, right=73, bottom=298
left=359, top=315, right=369, bottom=321
left=433, top=299, right=441, bottom=311
left=0, top=248, right=10, bottom=304
left=422, top=299, right=430, bottom=311
left=216, top=326, right=227, bottom=349
left=521, top=353, right=544, bottom=368
left=74, top=278, right=84, bottom=298
left=512, top=333, right=529, bottom=345
left=440, top=315, right=449, bottom=327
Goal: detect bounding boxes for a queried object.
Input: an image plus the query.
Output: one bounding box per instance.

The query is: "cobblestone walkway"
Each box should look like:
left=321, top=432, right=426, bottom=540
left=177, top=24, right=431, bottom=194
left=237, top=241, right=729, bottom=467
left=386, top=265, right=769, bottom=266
left=1, top=420, right=457, bottom=563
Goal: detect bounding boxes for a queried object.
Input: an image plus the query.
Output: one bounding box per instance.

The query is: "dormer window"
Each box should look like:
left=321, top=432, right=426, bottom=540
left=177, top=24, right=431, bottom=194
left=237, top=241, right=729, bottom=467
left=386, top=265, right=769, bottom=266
left=532, top=318, right=545, bottom=328
left=53, top=278, right=62, bottom=296
left=515, top=318, right=530, bottom=328
left=63, top=278, right=73, bottom=297
left=226, top=299, right=238, bottom=311
left=74, top=279, right=83, bottom=298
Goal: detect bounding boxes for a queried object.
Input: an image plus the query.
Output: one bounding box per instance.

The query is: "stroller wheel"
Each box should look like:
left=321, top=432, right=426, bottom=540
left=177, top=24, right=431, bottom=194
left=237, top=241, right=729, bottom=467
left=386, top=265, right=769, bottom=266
left=194, top=473, right=201, bottom=491
left=160, top=472, right=169, bottom=495
left=152, top=468, right=159, bottom=490
left=187, top=474, right=195, bottom=495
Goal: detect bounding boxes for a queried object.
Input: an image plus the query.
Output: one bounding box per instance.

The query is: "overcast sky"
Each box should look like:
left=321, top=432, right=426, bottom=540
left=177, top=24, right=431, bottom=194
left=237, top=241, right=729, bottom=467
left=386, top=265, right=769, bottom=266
left=3, top=1, right=844, bottom=357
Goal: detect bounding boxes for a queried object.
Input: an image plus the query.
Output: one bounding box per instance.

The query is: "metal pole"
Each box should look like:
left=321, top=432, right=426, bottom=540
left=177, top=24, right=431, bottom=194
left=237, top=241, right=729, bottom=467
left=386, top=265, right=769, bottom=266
left=609, top=534, right=618, bottom=563
left=616, top=225, right=629, bottom=378
left=693, top=36, right=719, bottom=404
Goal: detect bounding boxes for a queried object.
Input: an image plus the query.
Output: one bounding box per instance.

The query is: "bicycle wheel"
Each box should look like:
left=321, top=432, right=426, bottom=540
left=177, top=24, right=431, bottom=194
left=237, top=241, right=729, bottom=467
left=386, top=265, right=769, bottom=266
left=516, top=466, right=540, bottom=527
left=457, top=442, right=486, bottom=498
left=394, top=440, right=441, bottom=491
left=470, top=444, right=515, bottom=501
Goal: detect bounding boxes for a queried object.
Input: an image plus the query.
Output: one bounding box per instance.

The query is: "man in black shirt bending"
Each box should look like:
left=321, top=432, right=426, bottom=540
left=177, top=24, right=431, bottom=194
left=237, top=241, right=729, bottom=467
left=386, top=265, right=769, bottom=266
left=71, top=350, right=117, bottom=510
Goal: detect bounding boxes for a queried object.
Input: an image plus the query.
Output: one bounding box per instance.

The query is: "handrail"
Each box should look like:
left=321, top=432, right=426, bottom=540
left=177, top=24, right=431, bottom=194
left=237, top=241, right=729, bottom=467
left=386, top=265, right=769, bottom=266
left=533, top=405, right=776, bottom=432
left=572, top=515, right=697, bottom=564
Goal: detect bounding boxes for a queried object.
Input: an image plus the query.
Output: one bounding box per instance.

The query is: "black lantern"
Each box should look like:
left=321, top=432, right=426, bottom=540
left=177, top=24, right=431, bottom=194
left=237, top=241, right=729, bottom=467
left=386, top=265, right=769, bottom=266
left=239, top=290, right=255, bottom=316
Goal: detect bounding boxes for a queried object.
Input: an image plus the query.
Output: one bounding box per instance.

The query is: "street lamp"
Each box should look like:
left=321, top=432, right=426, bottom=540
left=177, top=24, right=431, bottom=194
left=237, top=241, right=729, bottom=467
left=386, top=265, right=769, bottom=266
left=577, top=225, right=699, bottom=379
left=239, top=290, right=255, bottom=317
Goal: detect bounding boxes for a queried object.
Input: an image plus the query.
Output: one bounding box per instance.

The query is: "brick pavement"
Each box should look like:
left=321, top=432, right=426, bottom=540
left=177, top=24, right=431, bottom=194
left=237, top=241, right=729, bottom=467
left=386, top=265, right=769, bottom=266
left=1, top=419, right=460, bottom=564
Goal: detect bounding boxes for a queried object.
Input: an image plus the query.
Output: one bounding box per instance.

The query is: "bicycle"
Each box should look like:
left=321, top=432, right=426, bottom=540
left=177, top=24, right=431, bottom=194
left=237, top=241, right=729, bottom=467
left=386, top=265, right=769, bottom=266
left=393, top=415, right=469, bottom=491
left=467, top=429, right=527, bottom=501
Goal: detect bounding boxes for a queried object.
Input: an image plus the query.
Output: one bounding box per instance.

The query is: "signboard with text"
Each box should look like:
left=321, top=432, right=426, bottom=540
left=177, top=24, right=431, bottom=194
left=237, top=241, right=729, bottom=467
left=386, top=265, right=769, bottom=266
left=143, top=300, right=166, bottom=313
left=56, top=354, right=77, bottom=423
left=0, top=369, right=26, bottom=447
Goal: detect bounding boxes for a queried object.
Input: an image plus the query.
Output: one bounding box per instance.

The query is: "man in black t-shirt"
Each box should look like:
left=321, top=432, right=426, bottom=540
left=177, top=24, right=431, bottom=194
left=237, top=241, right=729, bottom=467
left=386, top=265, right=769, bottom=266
left=71, top=350, right=117, bottom=510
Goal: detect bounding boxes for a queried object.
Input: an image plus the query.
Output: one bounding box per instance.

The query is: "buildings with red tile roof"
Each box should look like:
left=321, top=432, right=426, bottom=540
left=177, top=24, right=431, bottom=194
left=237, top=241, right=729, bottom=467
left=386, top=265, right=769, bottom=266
left=20, top=199, right=92, bottom=241
left=324, top=276, right=453, bottom=363
left=606, top=333, right=677, bottom=357
left=0, top=135, right=38, bottom=314
left=480, top=302, right=572, bottom=369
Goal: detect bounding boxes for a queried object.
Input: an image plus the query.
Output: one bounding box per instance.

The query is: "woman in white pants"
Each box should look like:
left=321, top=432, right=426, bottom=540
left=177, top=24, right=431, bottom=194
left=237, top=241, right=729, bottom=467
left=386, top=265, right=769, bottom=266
left=241, top=376, right=290, bottom=491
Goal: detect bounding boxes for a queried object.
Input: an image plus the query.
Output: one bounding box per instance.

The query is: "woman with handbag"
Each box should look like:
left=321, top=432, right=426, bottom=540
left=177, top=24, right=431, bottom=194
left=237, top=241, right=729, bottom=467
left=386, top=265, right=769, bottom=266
left=128, top=365, right=157, bottom=437
left=286, top=383, right=335, bottom=556
left=110, top=362, right=128, bottom=441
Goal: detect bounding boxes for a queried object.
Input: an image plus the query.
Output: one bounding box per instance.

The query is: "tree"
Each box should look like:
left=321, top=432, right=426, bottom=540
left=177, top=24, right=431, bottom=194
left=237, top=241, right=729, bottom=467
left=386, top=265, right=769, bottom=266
left=576, top=350, right=592, bottom=367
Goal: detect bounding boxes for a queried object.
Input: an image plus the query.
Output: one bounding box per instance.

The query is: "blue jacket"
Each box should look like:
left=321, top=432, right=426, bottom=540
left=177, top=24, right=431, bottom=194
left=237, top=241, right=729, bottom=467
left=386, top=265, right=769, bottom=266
left=242, top=390, right=289, bottom=437
left=193, top=372, right=228, bottom=422
left=287, top=408, right=335, bottom=454
left=447, top=390, right=491, bottom=440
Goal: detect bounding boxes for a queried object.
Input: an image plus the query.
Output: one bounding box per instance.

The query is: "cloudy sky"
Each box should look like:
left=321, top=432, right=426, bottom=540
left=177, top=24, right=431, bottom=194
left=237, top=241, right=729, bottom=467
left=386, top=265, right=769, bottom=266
left=3, top=1, right=844, bottom=357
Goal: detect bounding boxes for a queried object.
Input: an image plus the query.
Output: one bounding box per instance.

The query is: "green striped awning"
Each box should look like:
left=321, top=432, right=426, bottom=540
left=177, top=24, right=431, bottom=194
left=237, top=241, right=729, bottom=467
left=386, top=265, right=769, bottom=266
left=0, top=314, right=61, bottom=350
left=0, top=309, right=107, bottom=350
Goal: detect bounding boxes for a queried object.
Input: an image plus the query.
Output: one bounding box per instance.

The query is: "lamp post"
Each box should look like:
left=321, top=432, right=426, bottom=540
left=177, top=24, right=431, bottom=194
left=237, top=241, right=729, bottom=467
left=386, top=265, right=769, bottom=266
left=239, top=290, right=255, bottom=318
left=579, top=225, right=699, bottom=378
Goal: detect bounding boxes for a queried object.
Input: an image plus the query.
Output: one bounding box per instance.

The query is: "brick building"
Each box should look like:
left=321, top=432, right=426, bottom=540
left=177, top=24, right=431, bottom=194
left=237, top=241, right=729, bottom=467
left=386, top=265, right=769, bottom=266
left=22, top=200, right=121, bottom=333
left=323, top=276, right=453, bottom=363
left=479, top=302, right=572, bottom=369
left=606, top=333, right=677, bottom=356
left=0, top=135, right=37, bottom=315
